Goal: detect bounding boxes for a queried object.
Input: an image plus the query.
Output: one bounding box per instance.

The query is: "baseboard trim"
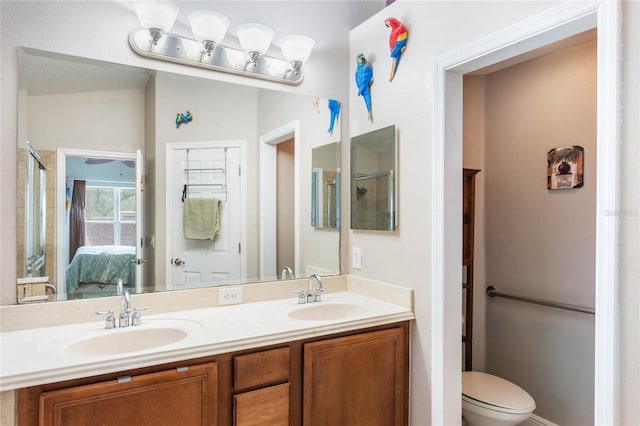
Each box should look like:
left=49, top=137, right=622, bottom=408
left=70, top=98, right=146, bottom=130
left=522, top=413, right=560, bottom=426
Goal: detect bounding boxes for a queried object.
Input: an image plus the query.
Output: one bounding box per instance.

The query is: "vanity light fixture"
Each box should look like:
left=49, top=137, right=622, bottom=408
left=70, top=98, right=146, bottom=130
left=128, top=1, right=314, bottom=85
left=280, top=35, right=316, bottom=74
left=133, top=0, right=179, bottom=50
left=237, top=23, right=275, bottom=67
left=188, top=10, right=230, bottom=62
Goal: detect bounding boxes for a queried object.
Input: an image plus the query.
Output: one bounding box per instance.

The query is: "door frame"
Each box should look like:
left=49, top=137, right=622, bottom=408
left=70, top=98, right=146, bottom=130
left=259, top=120, right=301, bottom=279
left=165, top=141, right=247, bottom=290
left=56, top=148, right=142, bottom=299
left=431, top=2, right=620, bottom=425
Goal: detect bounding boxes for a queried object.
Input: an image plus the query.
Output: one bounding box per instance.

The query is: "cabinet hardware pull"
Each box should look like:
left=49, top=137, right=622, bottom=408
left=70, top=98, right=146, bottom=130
left=176, top=366, right=189, bottom=372
left=117, top=376, right=132, bottom=384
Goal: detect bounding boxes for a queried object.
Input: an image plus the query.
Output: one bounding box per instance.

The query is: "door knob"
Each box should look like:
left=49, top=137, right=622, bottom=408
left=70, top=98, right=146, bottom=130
left=173, top=258, right=185, bottom=266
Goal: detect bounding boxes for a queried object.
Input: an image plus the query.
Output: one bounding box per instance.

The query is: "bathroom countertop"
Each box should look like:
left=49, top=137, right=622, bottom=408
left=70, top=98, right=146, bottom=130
left=0, top=286, right=414, bottom=391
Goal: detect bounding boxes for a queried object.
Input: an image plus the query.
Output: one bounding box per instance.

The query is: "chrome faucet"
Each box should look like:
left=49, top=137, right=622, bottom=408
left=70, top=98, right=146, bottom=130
left=307, top=274, right=324, bottom=303
left=119, top=289, right=131, bottom=328
left=281, top=266, right=294, bottom=280
left=96, top=280, right=150, bottom=328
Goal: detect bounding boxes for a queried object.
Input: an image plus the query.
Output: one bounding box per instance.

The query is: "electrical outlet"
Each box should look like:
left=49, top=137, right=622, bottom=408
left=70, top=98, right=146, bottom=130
left=218, top=287, right=243, bottom=305
left=352, top=247, right=362, bottom=270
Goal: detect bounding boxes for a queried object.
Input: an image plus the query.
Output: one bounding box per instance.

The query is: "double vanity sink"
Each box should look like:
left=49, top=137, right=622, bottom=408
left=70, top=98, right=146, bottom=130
left=0, top=278, right=414, bottom=391
left=45, top=298, right=371, bottom=358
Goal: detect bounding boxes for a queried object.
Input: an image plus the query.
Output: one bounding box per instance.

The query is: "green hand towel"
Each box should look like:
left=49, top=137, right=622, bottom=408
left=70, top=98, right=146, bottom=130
left=183, top=198, right=221, bottom=240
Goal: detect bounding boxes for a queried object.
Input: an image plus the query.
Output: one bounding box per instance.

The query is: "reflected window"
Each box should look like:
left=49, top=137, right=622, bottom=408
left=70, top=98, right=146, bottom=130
left=85, top=186, right=136, bottom=246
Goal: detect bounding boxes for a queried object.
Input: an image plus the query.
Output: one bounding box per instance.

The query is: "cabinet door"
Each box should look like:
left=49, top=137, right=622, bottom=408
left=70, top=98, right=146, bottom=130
left=39, top=362, right=217, bottom=426
left=234, top=383, right=289, bottom=426
left=303, top=328, right=407, bottom=426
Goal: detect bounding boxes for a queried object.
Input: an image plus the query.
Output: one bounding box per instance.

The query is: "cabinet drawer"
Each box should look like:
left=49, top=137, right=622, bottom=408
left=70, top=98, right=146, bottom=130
left=234, top=347, right=290, bottom=390
left=234, top=382, right=290, bottom=426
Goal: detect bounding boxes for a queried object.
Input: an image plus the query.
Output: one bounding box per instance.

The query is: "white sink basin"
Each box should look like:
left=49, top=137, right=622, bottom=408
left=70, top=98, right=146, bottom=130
left=40, top=318, right=205, bottom=357
left=64, top=327, right=189, bottom=356
left=286, top=302, right=368, bottom=321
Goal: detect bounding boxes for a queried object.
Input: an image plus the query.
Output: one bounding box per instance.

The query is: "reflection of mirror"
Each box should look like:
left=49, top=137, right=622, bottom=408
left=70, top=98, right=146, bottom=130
left=350, top=125, right=397, bottom=231
left=14, top=47, right=341, bottom=304
left=312, top=142, right=341, bottom=229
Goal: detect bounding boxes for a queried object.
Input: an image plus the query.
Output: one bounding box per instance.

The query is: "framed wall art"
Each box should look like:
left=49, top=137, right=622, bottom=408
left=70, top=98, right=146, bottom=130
left=547, top=145, right=584, bottom=190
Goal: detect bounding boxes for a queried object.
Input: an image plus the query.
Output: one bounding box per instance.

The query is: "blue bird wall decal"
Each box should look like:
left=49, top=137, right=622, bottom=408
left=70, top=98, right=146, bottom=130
left=176, top=110, right=193, bottom=128
left=384, top=17, right=408, bottom=81
left=327, top=99, right=340, bottom=134
left=355, top=53, right=373, bottom=121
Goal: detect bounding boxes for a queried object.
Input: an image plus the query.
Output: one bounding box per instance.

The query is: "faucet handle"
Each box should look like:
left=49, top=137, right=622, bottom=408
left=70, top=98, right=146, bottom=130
left=95, top=310, right=116, bottom=329
left=131, top=307, right=151, bottom=326
left=290, top=290, right=306, bottom=304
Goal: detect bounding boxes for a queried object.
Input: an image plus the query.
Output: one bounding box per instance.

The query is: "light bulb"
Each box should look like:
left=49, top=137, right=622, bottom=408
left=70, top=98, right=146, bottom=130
left=237, top=23, right=275, bottom=61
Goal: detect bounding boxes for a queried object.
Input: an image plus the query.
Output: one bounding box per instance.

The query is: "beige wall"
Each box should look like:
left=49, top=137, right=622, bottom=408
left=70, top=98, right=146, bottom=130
left=277, top=139, right=295, bottom=273
left=478, top=39, right=596, bottom=425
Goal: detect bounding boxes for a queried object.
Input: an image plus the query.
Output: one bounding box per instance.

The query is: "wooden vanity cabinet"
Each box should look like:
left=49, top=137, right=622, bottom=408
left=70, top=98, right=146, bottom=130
left=17, top=322, right=409, bottom=426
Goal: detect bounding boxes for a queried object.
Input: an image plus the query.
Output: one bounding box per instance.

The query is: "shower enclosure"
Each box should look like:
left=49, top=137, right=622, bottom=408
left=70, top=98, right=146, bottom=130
left=22, top=143, right=47, bottom=278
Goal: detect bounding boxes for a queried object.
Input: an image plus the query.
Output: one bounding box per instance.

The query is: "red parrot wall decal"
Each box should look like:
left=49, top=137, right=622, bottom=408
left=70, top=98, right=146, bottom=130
left=384, top=17, right=408, bottom=81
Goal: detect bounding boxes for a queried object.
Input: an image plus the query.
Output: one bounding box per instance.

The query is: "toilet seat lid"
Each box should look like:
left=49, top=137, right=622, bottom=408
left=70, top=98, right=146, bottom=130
left=462, top=371, right=535, bottom=413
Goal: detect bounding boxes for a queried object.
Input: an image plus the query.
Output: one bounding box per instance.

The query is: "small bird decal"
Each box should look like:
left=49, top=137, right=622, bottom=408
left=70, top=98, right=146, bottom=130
left=355, top=53, right=373, bottom=121
left=327, top=99, right=340, bottom=134
left=176, top=110, right=193, bottom=128
left=384, top=17, right=408, bottom=81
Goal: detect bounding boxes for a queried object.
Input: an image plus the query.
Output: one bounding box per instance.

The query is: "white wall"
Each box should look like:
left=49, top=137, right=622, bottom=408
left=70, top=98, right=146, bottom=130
left=350, top=1, right=639, bottom=425
left=25, top=89, right=145, bottom=153
left=619, top=2, right=640, bottom=425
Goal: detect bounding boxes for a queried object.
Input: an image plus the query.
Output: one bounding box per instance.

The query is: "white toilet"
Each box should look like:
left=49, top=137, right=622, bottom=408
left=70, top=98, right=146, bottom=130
left=462, top=371, right=536, bottom=426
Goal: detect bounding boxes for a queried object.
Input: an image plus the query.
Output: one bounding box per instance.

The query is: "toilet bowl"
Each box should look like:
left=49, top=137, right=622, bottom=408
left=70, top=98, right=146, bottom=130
left=462, top=371, right=535, bottom=426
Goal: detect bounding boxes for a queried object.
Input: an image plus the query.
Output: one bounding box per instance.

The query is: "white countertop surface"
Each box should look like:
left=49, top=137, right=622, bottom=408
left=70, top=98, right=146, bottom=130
left=0, top=289, right=414, bottom=391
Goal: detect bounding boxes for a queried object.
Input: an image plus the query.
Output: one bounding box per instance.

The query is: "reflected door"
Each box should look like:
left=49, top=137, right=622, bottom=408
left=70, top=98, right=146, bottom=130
left=167, top=143, right=244, bottom=289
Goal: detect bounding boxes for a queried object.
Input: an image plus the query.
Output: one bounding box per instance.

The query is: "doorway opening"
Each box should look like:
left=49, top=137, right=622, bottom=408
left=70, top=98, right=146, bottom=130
left=462, top=30, right=597, bottom=424
left=56, top=148, right=144, bottom=300
left=259, top=121, right=301, bottom=279
left=432, top=3, right=620, bottom=425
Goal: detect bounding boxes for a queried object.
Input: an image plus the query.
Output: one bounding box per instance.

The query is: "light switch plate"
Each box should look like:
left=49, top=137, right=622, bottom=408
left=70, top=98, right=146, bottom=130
left=352, top=247, right=362, bottom=270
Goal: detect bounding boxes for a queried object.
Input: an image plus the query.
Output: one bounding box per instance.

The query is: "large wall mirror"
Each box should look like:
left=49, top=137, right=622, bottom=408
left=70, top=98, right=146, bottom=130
left=350, top=125, right=397, bottom=231
left=15, top=47, right=341, bottom=304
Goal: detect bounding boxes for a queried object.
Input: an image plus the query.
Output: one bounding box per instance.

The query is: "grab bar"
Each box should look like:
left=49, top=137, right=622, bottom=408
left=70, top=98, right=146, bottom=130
left=486, top=286, right=595, bottom=315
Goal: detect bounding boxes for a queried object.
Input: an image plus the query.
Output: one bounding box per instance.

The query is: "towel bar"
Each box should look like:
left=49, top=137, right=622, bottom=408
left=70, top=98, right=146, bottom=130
left=486, top=286, right=595, bottom=315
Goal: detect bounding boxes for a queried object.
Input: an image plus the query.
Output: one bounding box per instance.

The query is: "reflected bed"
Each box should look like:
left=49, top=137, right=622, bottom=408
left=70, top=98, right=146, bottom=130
left=66, top=245, right=135, bottom=296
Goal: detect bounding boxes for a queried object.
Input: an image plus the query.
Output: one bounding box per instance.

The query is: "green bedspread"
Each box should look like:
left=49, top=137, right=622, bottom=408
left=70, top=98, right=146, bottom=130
left=66, top=245, right=135, bottom=293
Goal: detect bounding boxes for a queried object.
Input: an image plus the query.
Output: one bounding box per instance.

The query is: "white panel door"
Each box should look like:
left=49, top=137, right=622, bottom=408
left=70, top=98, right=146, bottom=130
left=167, top=144, right=243, bottom=289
